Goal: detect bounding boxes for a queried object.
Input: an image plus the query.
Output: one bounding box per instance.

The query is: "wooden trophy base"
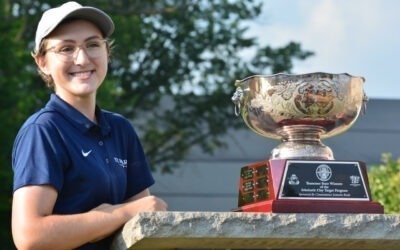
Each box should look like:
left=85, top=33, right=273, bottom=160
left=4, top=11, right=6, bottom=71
left=237, top=200, right=384, bottom=213
left=236, top=159, right=384, bottom=214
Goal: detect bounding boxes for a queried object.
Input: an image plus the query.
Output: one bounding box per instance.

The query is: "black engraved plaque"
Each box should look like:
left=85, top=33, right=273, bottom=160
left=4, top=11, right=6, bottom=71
left=279, top=160, right=369, bottom=201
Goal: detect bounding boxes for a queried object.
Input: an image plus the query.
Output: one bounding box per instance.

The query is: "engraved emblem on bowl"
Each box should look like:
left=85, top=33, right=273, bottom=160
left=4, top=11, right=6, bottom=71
left=294, top=80, right=336, bottom=116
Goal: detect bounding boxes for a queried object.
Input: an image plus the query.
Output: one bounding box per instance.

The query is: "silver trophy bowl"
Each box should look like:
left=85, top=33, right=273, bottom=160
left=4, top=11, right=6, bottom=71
left=232, top=72, right=367, bottom=160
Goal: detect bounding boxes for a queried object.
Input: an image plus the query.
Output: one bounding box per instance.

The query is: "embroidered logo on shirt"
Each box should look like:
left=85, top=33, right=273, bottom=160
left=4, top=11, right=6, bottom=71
left=114, top=157, right=128, bottom=168
left=81, top=149, right=92, bottom=157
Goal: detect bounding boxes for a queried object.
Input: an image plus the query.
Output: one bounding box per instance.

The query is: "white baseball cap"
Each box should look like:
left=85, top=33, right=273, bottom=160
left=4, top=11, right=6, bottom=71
left=34, top=1, right=114, bottom=52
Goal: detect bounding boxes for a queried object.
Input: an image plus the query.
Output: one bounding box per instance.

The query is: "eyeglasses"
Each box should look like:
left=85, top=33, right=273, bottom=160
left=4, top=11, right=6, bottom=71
left=45, top=39, right=108, bottom=62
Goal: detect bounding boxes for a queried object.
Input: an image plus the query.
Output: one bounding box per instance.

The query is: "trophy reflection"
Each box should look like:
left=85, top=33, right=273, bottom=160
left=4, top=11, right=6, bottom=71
left=232, top=73, right=383, bottom=213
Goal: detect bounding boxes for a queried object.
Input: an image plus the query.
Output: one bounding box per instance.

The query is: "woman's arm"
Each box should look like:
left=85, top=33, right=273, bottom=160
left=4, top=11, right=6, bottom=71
left=12, top=185, right=167, bottom=250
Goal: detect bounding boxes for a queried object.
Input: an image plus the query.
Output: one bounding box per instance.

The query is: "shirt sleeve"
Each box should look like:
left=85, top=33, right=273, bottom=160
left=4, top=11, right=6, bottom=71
left=12, top=123, right=68, bottom=192
left=124, top=121, right=155, bottom=199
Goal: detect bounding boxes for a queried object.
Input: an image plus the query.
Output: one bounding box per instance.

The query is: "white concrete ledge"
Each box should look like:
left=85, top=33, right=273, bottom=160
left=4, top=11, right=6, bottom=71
left=111, top=211, right=400, bottom=250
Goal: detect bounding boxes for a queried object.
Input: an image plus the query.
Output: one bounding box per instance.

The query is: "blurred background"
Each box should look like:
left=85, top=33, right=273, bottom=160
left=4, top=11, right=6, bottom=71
left=1, top=0, right=399, bottom=248
left=246, top=0, right=400, bottom=100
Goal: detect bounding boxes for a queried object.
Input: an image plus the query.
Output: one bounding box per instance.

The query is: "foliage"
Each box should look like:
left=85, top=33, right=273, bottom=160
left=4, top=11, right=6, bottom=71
left=368, top=153, right=400, bottom=214
left=0, top=0, right=314, bottom=247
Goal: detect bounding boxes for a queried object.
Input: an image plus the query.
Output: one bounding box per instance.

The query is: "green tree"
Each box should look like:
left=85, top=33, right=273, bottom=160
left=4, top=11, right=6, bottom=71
left=0, top=0, right=313, bottom=248
left=368, top=153, right=400, bottom=214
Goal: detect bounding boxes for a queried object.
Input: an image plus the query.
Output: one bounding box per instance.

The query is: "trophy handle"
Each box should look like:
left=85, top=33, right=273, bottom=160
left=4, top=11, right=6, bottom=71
left=232, top=86, right=244, bottom=116
left=362, top=91, right=368, bottom=115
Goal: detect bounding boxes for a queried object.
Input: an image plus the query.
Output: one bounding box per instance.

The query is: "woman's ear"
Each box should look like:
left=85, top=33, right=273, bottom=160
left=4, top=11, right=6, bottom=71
left=35, top=56, right=50, bottom=75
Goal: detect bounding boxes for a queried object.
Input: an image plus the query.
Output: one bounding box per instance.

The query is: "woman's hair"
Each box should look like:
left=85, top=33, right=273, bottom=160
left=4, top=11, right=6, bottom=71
left=31, top=19, right=114, bottom=89
left=32, top=40, right=53, bottom=88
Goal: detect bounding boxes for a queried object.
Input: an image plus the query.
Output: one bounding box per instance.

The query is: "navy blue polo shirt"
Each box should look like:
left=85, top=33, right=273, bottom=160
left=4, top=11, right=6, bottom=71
left=12, top=94, right=154, bottom=249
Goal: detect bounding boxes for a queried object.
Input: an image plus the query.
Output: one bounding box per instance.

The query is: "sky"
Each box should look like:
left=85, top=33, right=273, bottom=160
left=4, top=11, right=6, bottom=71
left=245, top=0, right=400, bottom=100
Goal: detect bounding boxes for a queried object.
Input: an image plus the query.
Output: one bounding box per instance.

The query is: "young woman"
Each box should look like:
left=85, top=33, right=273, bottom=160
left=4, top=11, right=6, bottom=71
left=12, top=2, right=167, bottom=249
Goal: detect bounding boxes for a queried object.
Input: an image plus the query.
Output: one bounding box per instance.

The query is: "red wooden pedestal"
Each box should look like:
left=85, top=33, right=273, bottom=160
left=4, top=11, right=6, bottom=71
left=236, top=159, right=384, bottom=214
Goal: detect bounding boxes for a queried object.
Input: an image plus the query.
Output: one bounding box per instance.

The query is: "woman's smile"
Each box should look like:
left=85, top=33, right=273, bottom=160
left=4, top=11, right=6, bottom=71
left=69, top=70, right=95, bottom=79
